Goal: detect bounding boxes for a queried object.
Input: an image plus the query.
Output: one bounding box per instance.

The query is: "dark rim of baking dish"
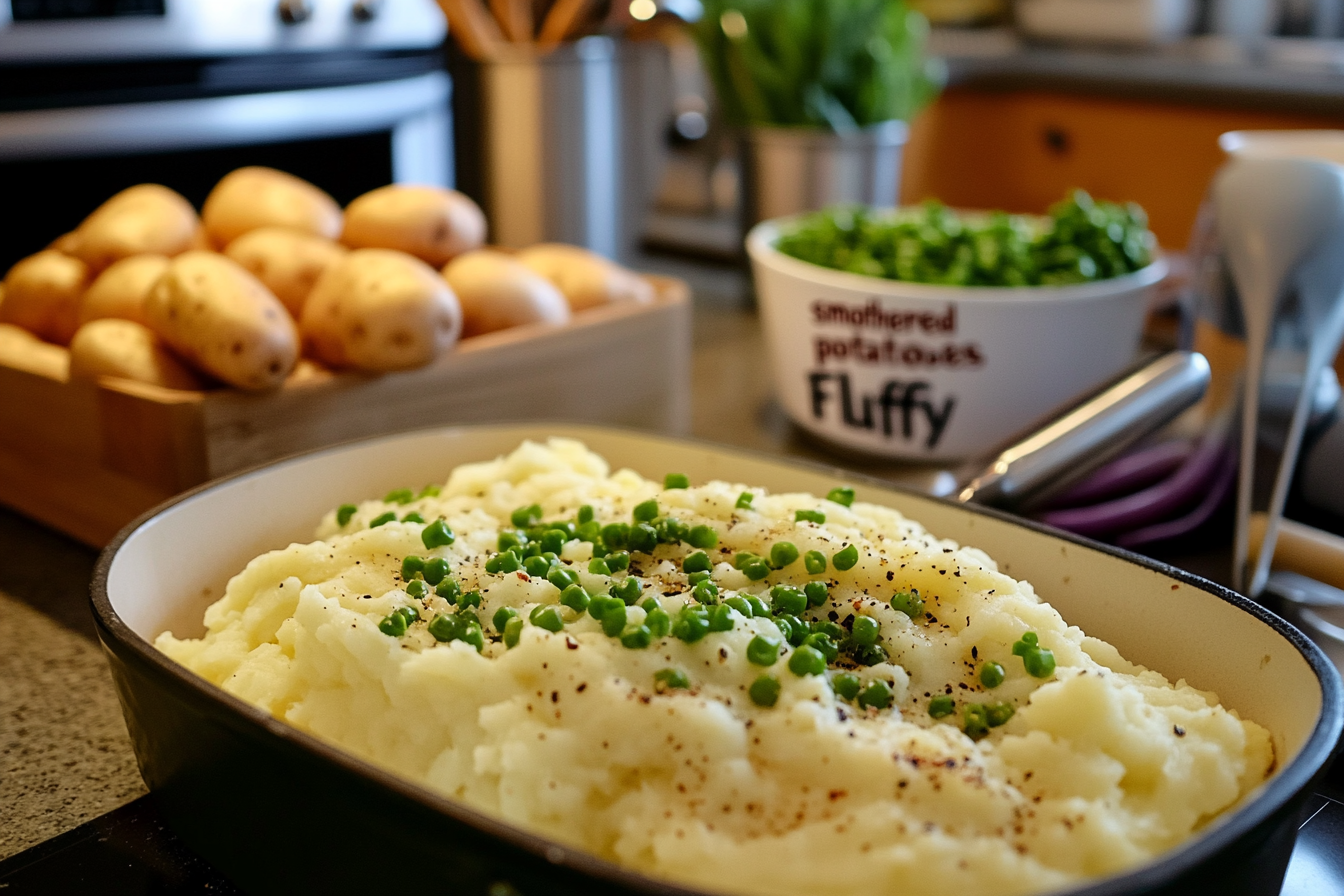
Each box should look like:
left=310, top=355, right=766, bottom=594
left=90, top=421, right=1344, bottom=896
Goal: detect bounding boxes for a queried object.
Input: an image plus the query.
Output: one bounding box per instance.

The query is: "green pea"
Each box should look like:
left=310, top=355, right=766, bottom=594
left=796, top=509, right=826, bottom=525
left=683, top=551, right=712, bottom=574
left=396, top=605, right=420, bottom=623
left=385, top=488, right=414, bottom=505
left=486, top=552, right=520, bottom=574
left=601, top=523, right=630, bottom=550
left=742, top=559, right=771, bottom=581
left=605, top=550, right=630, bottom=572
left=1022, top=648, right=1055, bottom=679
left=749, top=675, right=781, bottom=707
left=401, top=555, right=425, bottom=580
left=378, top=612, right=408, bottom=637
left=654, top=668, right=690, bottom=691
left=687, top=571, right=710, bottom=586
left=707, top=604, right=735, bottom=632
left=504, top=616, right=523, bottom=648
left=576, top=520, right=601, bottom=542
left=627, top=523, right=658, bottom=553
left=850, top=643, right=889, bottom=667
left=986, top=702, right=1015, bottom=727
left=804, top=581, right=829, bottom=607
left=851, top=616, right=880, bottom=647
left=547, top=567, right=580, bottom=591
left=601, top=602, right=627, bottom=637
left=432, top=573, right=459, bottom=599
left=588, top=594, right=622, bottom=621
left=493, top=606, right=519, bottom=633
left=826, top=487, right=855, bottom=507
left=511, top=504, right=543, bottom=528
left=459, top=622, right=484, bottom=652
left=401, top=512, right=424, bottom=524
left=928, top=695, right=955, bottom=718
left=736, top=491, right=755, bottom=509
left=459, top=591, right=482, bottom=610
left=521, top=542, right=541, bottom=559
left=422, top=519, right=455, bottom=548
left=857, top=680, right=893, bottom=710
left=769, top=585, right=806, bottom=616
left=420, top=557, right=449, bottom=586
left=418, top=484, right=441, bottom=499
left=777, top=615, right=808, bottom=646
left=747, top=635, right=780, bottom=666
left=633, top=499, right=659, bottom=522
left=578, top=505, right=595, bottom=524
left=645, top=607, right=671, bottom=638
left=540, top=530, right=566, bottom=554
left=963, top=704, right=990, bottom=740
left=687, top=526, right=718, bottom=549
left=769, top=542, right=799, bottom=569
left=980, top=661, right=1005, bottom=689
left=639, top=596, right=661, bottom=613
left=611, top=577, right=642, bottom=605
left=832, top=544, right=858, bottom=570
left=803, top=551, right=827, bottom=575
left=832, top=672, right=862, bottom=701
left=664, top=473, right=690, bottom=489
left=802, top=632, right=839, bottom=662
left=588, top=557, right=611, bottom=575
left=732, top=551, right=756, bottom=570
left=370, top=511, right=397, bottom=528
left=692, top=578, right=719, bottom=605
left=890, top=591, right=924, bottom=619
left=811, top=620, right=846, bottom=641
left=724, top=596, right=754, bottom=617
left=428, top=613, right=458, bottom=642
left=745, top=595, right=771, bottom=618
left=523, top=555, right=552, bottom=578
left=336, top=504, right=357, bottom=526
left=788, top=645, right=827, bottom=676
left=406, top=580, right=429, bottom=598
left=529, top=606, right=564, bottom=632
left=560, top=584, right=590, bottom=613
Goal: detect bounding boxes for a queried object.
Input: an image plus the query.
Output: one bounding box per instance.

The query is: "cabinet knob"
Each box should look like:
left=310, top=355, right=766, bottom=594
left=278, top=0, right=314, bottom=25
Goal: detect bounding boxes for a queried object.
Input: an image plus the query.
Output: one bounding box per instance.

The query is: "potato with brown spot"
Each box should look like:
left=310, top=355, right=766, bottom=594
left=202, top=167, right=342, bottom=248
left=79, top=254, right=170, bottom=328
left=225, top=227, right=348, bottom=319
left=516, top=243, right=654, bottom=311
left=442, top=249, right=570, bottom=338
left=70, top=184, right=202, bottom=272
left=144, top=251, right=298, bottom=391
left=69, top=318, right=204, bottom=390
left=0, top=250, right=91, bottom=344
left=301, top=248, right=461, bottom=372
left=341, top=185, right=485, bottom=267
left=0, top=323, right=69, bottom=381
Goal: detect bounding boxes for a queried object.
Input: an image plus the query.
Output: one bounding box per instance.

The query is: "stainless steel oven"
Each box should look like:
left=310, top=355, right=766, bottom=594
left=0, top=0, right=450, bottom=272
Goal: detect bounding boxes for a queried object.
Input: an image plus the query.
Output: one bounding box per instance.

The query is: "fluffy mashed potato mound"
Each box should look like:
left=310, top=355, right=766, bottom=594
left=157, top=439, right=1273, bottom=896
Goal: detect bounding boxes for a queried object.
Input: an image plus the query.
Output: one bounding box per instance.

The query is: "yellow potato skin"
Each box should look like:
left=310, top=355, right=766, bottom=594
left=70, top=184, right=201, bottom=272
left=0, top=322, right=69, bottom=381
left=301, top=248, right=462, bottom=372
left=68, top=318, right=204, bottom=390
left=78, top=254, right=170, bottom=328
left=144, top=251, right=298, bottom=391
left=225, top=228, right=348, bottom=319
left=0, top=250, right=91, bottom=345
left=202, top=167, right=342, bottom=248
left=441, top=249, right=569, bottom=338
left=516, top=243, right=653, bottom=311
left=341, top=185, right=486, bottom=267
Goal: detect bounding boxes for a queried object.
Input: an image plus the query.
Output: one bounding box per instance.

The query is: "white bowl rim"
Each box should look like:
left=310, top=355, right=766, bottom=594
left=747, top=216, right=1169, bottom=304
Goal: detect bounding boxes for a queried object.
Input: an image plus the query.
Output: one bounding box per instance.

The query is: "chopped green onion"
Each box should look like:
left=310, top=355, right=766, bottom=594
left=560, top=584, right=591, bottom=613
left=370, top=511, right=397, bottom=528
left=530, top=606, right=564, bottom=632
left=385, top=488, right=414, bottom=505
left=683, top=551, right=712, bottom=574
left=654, top=668, right=690, bottom=691
left=336, top=504, right=357, bottom=526
left=687, top=525, right=718, bottom=549
left=832, top=544, right=858, bottom=570
left=736, top=491, right=755, bottom=509
left=511, top=504, right=543, bottom=528
left=770, top=585, right=807, bottom=616
left=796, top=509, right=826, bottom=525
left=504, top=616, right=523, bottom=648
left=747, top=635, right=781, bottom=666
left=832, top=672, right=862, bottom=701
left=929, top=695, right=955, bottom=718
left=378, top=613, right=408, bottom=637
left=980, top=661, right=1005, bottom=689
left=890, top=591, right=924, bottom=619
left=851, top=616, right=881, bottom=647
left=803, top=551, right=827, bottom=575
left=401, top=555, right=425, bottom=580
left=826, top=487, right=855, bottom=507
left=633, top=499, right=659, bottom=522
left=857, top=680, right=894, bottom=710
left=788, top=645, right=826, bottom=676
left=406, top=580, right=429, bottom=598
left=664, top=473, right=690, bottom=489
left=749, top=675, right=781, bottom=707
left=769, top=542, right=800, bottom=569
left=422, top=519, right=455, bottom=548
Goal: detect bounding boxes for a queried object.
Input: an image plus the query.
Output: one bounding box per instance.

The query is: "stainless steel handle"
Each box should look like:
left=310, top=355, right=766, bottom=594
left=955, top=350, right=1212, bottom=507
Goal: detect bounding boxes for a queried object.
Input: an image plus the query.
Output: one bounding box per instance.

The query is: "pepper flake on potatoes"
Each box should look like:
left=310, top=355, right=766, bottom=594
left=69, top=184, right=202, bottom=272
left=341, top=185, right=486, bottom=268
left=225, top=227, right=348, bottom=319
left=69, top=318, right=204, bottom=390
left=0, top=250, right=91, bottom=345
left=79, top=254, right=170, bottom=328
left=202, top=167, right=342, bottom=248
left=442, top=249, right=570, bottom=338
left=301, top=248, right=462, bottom=372
left=145, top=251, right=298, bottom=391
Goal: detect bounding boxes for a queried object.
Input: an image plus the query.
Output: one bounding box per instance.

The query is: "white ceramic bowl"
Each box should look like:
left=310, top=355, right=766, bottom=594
left=746, top=218, right=1169, bottom=462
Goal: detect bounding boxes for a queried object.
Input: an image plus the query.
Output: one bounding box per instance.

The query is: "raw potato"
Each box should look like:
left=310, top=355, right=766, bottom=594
left=301, top=248, right=462, bottom=372
left=78, top=254, right=170, bottom=328
left=516, top=243, right=654, bottom=311
left=69, top=318, right=204, bottom=390
left=442, top=249, right=570, bottom=337
left=70, top=184, right=202, bottom=272
left=0, top=250, right=91, bottom=344
left=225, top=227, right=348, bottom=318
left=341, top=185, right=485, bottom=267
left=202, top=167, right=342, bottom=248
left=0, top=323, right=69, bottom=381
left=145, top=251, right=298, bottom=391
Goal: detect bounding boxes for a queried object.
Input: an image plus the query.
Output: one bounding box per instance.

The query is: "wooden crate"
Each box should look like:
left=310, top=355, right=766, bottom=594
left=0, top=277, right=691, bottom=547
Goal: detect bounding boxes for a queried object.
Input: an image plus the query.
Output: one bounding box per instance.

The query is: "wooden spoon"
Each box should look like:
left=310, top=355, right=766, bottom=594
left=537, top=0, right=600, bottom=45
left=491, top=0, right=534, bottom=42
left=437, top=0, right=507, bottom=59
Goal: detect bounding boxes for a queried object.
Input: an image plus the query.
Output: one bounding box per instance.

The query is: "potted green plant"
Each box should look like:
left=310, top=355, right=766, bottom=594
left=691, top=0, right=942, bottom=229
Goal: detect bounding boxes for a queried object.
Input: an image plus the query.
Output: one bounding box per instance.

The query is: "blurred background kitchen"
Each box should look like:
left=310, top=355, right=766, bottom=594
left=5, top=0, right=1344, bottom=891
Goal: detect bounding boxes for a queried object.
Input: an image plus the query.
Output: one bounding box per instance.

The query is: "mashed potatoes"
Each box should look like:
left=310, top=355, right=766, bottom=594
left=157, top=439, right=1273, bottom=896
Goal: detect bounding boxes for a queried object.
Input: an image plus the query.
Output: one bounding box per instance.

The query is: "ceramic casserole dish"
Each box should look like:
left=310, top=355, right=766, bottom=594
left=91, top=423, right=1342, bottom=896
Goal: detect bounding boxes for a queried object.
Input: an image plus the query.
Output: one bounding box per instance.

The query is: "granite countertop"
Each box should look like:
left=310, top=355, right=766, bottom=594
left=931, top=27, right=1344, bottom=113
